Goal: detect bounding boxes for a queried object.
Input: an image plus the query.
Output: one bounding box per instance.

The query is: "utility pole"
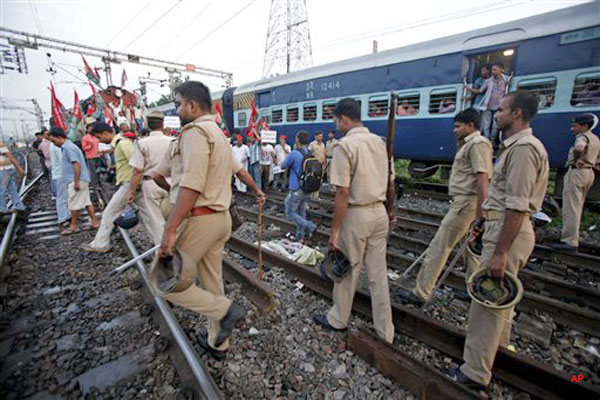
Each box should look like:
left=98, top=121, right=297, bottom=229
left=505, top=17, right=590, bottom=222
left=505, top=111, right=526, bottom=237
left=31, top=98, right=44, bottom=129
left=263, top=0, right=313, bottom=78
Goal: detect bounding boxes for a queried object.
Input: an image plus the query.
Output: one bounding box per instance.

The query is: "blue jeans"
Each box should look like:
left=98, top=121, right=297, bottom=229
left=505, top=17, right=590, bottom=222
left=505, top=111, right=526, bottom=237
left=54, top=178, right=70, bottom=223
left=285, top=190, right=317, bottom=240
left=0, top=169, right=24, bottom=212
left=250, top=162, right=262, bottom=189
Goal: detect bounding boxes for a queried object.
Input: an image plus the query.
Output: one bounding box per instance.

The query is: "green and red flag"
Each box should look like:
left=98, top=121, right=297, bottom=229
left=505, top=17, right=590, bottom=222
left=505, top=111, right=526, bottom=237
left=215, top=103, right=229, bottom=136
left=66, top=90, right=84, bottom=141
left=82, top=55, right=101, bottom=85
left=50, top=82, right=67, bottom=131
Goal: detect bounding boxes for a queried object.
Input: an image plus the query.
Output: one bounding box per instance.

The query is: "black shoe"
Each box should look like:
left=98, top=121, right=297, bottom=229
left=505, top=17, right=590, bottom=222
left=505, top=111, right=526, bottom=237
left=312, top=314, right=347, bottom=332
left=550, top=242, right=578, bottom=253
left=197, top=331, right=227, bottom=361
left=305, top=228, right=316, bottom=241
left=396, top=288, right=426, bottom=306
left=444, top=367, right=488, bottom=392
left=214, top=302, right=247, bottom=348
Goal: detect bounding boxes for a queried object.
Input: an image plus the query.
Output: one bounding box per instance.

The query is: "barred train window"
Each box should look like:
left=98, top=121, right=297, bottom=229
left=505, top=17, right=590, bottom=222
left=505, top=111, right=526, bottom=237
left=322, top=101, right=336, bottom=120
left=303, top=103, right=317, bottom=121
left=368, top=95, right=389, bottom=117
left=260, top=109, right=270, bottom=124
left=238, top=111, right=247, bottom=127
left=571, top=72, right=600, bottom=108
left=396, top=92, right=420, bottom=116
left=517, top=77, right=557, bottom=109
left=287, top=106, right=299, bottom=122
left=272, top=108, right=283, bottom=123
left=429, top=89, right=457, bottom=114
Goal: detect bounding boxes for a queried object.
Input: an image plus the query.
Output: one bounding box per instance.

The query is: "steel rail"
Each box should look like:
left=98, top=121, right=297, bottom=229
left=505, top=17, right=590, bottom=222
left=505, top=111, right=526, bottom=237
left=226, top=235, right=600, bottom=400
left=118, top=228, right=223, bottom=400
left=235, top=206, right=600, bottom=337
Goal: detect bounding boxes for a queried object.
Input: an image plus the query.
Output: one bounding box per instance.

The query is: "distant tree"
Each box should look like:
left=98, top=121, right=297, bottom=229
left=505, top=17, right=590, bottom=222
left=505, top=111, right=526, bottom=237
left=148, top=94, right=173, bottom=108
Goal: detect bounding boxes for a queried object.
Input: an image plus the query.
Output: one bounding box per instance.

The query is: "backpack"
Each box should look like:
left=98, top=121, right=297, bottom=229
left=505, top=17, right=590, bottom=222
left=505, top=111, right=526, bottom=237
left=299, top=149, right=323, bottom=193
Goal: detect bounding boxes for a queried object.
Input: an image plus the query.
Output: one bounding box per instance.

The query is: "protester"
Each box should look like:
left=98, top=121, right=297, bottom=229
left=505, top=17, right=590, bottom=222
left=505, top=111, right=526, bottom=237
left=81, top=123, right=102, bottom=188
left=39, top=128, right=53, bottom=184
left=82, top=122, right=139, bottom=252
left=47, top=127, right=99, bottom=235
left=248, top=133, right=262, bottom=189
left=232, top=134, right=251, bottom=192
left=273, top=135, right=291, bottom=192
left=308, top=131, right=326, bottom=199
left=49, top=141, right=70, bottom=226
left=0, top=140, right=26, bottom=214
left=282, top=130, right=317, bottom=241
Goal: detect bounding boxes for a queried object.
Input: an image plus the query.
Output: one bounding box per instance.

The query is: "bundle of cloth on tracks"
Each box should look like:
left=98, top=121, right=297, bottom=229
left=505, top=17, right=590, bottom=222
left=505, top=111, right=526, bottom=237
left=260, top=238, right=324, bottom=266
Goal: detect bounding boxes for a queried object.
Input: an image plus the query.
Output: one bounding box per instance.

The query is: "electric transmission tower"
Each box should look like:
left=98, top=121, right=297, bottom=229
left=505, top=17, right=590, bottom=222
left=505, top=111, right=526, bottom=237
left=262, top=0, right=313, bottom=78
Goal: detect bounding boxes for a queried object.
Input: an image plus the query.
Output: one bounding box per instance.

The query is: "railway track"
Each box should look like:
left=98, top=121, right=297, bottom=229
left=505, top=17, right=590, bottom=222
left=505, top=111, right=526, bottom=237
left=226, top=233, right=600, bottom=400
left=233, top=197, right=600, bottom=338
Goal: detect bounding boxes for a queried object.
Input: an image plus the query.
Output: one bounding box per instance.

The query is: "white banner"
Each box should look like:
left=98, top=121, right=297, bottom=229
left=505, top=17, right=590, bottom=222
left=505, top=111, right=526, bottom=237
left=261, top=130, right=277, bottom=144
left=164, top=116, right=181, bottom=128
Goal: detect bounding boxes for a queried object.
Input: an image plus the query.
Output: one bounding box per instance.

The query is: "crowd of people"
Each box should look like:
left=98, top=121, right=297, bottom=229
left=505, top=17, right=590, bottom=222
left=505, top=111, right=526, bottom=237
left=3, top=79, right=597, bottom=394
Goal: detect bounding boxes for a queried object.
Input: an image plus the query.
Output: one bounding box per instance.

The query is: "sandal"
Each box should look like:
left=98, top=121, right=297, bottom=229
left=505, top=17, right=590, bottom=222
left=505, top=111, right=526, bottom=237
left=61, top=227, right=80, bottom=236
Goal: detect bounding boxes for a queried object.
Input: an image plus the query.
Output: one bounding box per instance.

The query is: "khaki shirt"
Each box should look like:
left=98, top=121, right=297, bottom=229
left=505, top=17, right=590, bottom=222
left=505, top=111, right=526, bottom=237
left=448, top=131, right=493, bottom=197
left=329, top=126, right=392, bottom=206
left=566, top=130, right=600, bottom=168
left=309, top=140, right=326, bottom=163
left=110, top=135, right=135, bottom=186
left=129, top=131, right=174, bottom=177
left=483, top=128, right=549, bottom=214
left=325, top=138, right=338, bottom=158
left=155, top=115, right=242, bottom=211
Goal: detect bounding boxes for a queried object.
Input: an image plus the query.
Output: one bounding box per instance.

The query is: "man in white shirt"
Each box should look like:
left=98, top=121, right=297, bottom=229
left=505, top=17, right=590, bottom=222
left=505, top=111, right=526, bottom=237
left=231, top=134, right=251, bottom=192
left=260, top=139, right=275, bottom=191
left=273, top=135, right=291, bottom=192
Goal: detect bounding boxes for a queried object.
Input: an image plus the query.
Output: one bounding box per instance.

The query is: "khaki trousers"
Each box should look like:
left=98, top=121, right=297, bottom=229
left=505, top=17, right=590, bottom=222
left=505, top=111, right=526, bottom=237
left=327, top=203, right=395, bottom=343
left=141, top=179, right=168, bottom=245
left=561, top=168, right=595, bottom=247
left=164, top=211, right=233, bottom=351
left=460, top=217, right=535, bottom=385
left=414, top=195, right=480, bottom=300
left=90, top=183, right=154, bottom=249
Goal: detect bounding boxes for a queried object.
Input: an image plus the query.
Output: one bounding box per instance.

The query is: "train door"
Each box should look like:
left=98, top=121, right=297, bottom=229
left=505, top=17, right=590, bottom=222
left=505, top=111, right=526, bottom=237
left=462, top=47, right=517, bottom=109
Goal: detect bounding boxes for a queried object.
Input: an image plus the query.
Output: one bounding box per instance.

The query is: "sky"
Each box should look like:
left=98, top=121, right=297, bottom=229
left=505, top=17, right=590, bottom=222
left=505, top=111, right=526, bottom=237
left=0, top=0, right=594, bottom=140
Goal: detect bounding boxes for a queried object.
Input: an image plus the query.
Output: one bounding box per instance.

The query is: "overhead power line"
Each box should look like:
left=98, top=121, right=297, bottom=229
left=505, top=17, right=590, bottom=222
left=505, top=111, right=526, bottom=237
left=157, top=0, right=215, bottom=57
left=121, top=0, right=183, bottom=52
left=175, top=0, right=257, bottom=61
left=106, top=0, right=157, bottom=47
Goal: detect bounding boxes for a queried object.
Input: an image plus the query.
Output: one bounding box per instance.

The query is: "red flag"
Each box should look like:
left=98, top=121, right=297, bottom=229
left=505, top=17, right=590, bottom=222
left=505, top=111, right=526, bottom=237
left=82, top=55, right=101, bottom=85
left=50, top=82, right=67, bottom=131
left=121, top=69, right=128, bottom=88
left=244, top=98, right=259, bottom=137
left=215, top=103, right=228, bottom=136
left=72, top=91, right=83, bottom=122
left=104, top=103, right=114, bottom=126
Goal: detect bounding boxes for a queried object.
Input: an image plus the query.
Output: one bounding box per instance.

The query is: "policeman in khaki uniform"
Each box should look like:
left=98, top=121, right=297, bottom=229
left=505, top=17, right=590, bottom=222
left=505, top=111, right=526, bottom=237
left=448, top=91, right=549, bottom=391
left=553, top=113, right=600, bottom=252
left=313, top=98, right=395, bottom=343
left=399, top=108, right=492, bottom=304
left=155, top=81, right=264, bottom=360
left=308, top=131, right=326, bottom=199
left=125, top=110, right=173, bottom=244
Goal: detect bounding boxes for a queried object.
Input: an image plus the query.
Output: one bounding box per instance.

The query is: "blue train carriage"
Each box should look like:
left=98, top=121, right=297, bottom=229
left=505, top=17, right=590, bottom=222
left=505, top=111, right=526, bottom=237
left=225, top=3, right=599, bottom=199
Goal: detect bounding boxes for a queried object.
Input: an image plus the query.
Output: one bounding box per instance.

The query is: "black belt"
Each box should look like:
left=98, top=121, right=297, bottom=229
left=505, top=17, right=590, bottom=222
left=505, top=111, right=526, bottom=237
left=143, top=176, right=154, bottom=180
left=568, top=165, right=592, bottom=170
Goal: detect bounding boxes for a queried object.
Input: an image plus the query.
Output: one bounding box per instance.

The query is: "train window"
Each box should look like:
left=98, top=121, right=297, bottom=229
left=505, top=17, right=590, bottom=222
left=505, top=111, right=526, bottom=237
left=272, top=108, right=283, bottom=123
left=429, top=89, right=457, bottom=114
left=303, top=103, right=317, bottom=121
left=517, top=77, right=557, bottom=109
left=322, top=101, right=336, bottom=120
left=571, top=72, right=600, bottom=107
left=396, top=92, right=420, bottom=116
left=238, top=111, right=247, bottom=127
left=287, top=106, right=299, bottom=122
left=368, top=95, right=388, bottom=117
left=260, top=109, right=270, bottom=123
